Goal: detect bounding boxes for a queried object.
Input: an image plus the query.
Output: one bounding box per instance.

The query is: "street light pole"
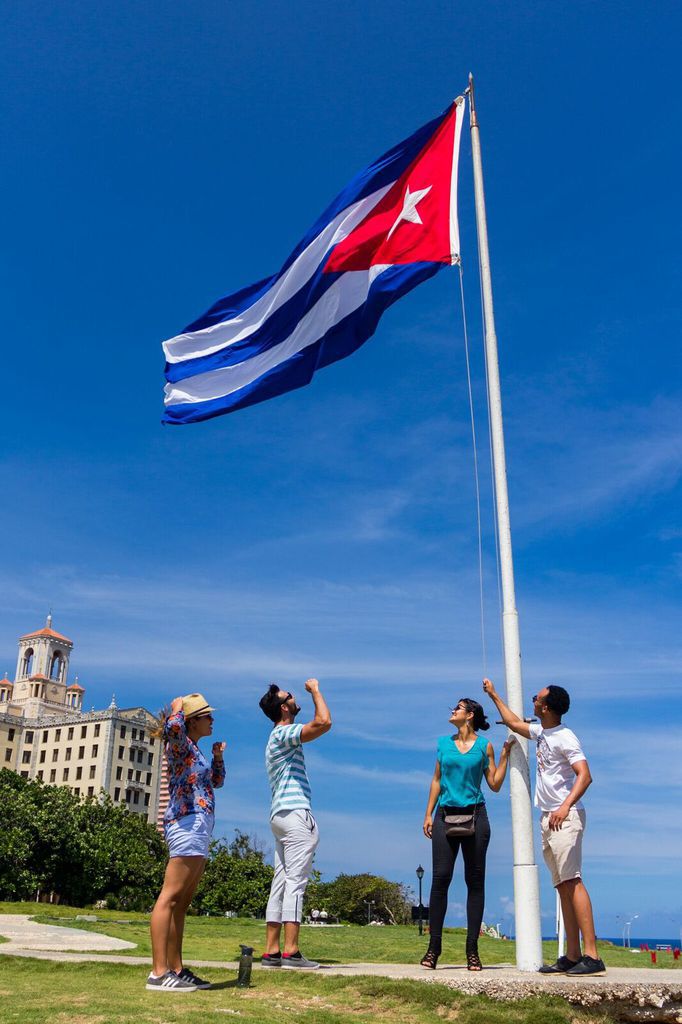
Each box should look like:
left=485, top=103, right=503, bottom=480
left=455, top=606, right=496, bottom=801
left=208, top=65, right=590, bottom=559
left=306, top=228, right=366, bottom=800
left=363, top=899, right=375, bottom=925
left=416, top=865, right=425, bottom=937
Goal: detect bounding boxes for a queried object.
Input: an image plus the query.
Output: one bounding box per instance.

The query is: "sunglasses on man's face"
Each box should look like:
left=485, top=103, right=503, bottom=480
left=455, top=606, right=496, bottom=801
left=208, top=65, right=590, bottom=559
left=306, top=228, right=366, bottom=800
left=195, top=713, right=214, bottom=722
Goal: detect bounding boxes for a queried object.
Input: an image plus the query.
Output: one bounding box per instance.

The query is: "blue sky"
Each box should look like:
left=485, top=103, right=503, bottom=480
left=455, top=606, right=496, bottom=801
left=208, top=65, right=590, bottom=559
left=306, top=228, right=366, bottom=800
left=2, top=1, right=681, bottom=940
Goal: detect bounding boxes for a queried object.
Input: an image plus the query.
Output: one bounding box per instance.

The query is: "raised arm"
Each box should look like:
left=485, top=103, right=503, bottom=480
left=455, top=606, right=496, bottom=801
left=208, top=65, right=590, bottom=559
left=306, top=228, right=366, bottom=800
left=423, top=760, right=442, bottom=838
left=163, top=696, right=192, bottom=755
left=211, top=741, right=227, bottom=788
left=300, top=678, right=332, bottom=743
left=484, top=737, right=516, bottom=792
left=482, top=678, right=532, bottom=739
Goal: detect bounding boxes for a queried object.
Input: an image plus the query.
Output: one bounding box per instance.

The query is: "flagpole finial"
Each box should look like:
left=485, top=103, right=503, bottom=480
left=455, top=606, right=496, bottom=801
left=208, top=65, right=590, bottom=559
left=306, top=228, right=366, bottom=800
left=468, top=73, right=478, bottom=128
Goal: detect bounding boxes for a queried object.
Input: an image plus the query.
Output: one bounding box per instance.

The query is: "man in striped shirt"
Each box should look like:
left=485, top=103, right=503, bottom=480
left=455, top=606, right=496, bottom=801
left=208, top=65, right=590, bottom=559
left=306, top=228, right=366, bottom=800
left=259, top=678, right=332, bottom=970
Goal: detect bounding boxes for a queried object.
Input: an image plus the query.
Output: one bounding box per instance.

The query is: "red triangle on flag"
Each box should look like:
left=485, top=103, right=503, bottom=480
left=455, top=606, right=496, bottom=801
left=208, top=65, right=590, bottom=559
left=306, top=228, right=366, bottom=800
left=324, top=100, right=463, bottom=273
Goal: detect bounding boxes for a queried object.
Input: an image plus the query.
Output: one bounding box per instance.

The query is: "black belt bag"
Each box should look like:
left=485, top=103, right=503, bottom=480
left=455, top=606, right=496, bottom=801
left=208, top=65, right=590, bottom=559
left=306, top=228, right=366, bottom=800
left=442, top=803, right=481, bottom=838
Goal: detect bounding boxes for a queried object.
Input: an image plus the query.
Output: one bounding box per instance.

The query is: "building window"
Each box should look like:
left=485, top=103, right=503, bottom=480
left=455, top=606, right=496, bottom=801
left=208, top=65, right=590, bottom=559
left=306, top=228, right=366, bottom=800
left=114, top=787, right=120, bottom=801
left=118, top=745, right=124, bottom=759
left=137, top=750, right=143, bottom=763
left=89, top=766, right=96, bottom=779
left=42, top=730, right=48, bottom=743
left=81, top=725, right=87, bottom=738
left=68, top=727, right=74, bottom=740
left=74, top=787, right=80, bottom=797
left=133, top=791, right=140, bottom=805
left=20, top=770, right=29, bottom=778
left=116, top=766, right=122, bottom=780
left=78, top=746, right=85, bottom=759
left=22, top=751, right=31, bottom=764
left=139, top=730, right=145, bottom=741
left=127, top=769, right=133, bottom=780
left=25, top=731, right=34, bottom=744
left=149, top=738, right=154, bottom=747
left=135, top=770, right=141, bottom=782
left=22, top=648, right=34, bottom=677
left=132, top=728, right=137, bottom=740
left=39, top=750, right=46, bottom=764
left=37, top=770, right=43, bottom=781
left=91, top=744, right=98, bottom=757
left=62, top=768, right=69, bottom=781
left=144, top=793, right=150, bottom=807
left=55, top=729, right=61, bottom=741
left=76, top=767, right=83, bottom=780
left=147, top=753, right=153, bottom=766
left=49, top=651, right=63, bottom=681
left=125, top=789, right=131, bottom=802
left=87, top=786, right=94, bottom=797
left=146, top=773, right=152, bottom=786
left=8, top=728, right=15, bottom=742
left=120, top=726, right=126, bottom=739
left=129, top=749, right=135, bottom=762
left=4, top=750, right=11, bottom=762
left=65, top=748, right=72, bottom=761
left=94, top=724, right=100, bottom=737
left=49, top=769, right=56, bottom=783
left=52, top=750, right=58, bottom=762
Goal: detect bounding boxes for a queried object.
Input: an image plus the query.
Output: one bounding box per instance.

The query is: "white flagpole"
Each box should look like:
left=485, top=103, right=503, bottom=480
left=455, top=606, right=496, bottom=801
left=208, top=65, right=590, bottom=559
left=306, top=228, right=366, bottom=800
left=467, top=73, right=543, bottom=971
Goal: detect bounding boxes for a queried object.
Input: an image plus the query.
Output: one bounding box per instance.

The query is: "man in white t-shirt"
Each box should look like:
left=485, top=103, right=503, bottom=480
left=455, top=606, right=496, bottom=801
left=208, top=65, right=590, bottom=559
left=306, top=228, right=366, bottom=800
left=258, top=678, right=331, bottom=971
left=483, top=678, right=605, bottom=976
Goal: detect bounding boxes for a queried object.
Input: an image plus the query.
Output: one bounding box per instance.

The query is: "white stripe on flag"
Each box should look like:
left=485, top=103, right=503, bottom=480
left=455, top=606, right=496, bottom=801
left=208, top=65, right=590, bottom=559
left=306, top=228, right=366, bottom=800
left=164, top=266, right=388, bottom=406
left=162, top=183, right=392, bottom=364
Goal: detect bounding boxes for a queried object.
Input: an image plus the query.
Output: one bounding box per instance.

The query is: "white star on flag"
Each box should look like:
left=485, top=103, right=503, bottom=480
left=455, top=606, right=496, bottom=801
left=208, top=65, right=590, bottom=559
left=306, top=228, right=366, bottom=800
left=386, top=184, right=433, bottom=240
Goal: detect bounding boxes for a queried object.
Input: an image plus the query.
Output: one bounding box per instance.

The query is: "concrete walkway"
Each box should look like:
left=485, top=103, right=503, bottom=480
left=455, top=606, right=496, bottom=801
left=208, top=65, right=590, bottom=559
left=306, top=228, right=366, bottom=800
left=0, top=913, right=135, bottom=952
left=1, top=915, right=681, bottom=1016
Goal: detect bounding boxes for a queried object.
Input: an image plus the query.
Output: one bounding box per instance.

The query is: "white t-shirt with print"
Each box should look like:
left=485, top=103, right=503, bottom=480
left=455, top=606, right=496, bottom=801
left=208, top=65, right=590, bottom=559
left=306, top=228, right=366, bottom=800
left=528, top=723, right=586, bottom=812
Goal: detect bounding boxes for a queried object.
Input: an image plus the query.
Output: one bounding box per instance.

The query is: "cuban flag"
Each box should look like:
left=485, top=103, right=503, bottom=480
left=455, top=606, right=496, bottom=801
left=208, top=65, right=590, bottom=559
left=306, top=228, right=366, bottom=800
left=163, top=97, right=466, bottom=424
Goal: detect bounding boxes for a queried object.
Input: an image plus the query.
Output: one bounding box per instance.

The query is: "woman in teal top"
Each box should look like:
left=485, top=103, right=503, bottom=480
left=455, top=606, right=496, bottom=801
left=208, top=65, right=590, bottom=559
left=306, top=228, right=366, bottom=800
left=420, top=697, right=514, bottom=971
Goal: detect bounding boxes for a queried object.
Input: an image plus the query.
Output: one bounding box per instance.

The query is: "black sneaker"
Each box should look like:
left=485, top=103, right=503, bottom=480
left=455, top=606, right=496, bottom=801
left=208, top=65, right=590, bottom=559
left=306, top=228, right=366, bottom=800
left=538, top=955, right=579, bottom=974
left=177, top=967, right=212, bottom=989
left=281, top=951, right=320, bottom=970
left=566, top=955, right=606, bottom=976
left=145, top=970, right=197, bottom=992
left=261, top=953, right=282, bottom=969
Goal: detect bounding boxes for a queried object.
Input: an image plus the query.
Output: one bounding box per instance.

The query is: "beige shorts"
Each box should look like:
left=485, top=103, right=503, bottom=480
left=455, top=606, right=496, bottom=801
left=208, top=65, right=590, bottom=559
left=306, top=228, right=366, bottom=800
left=540, top=807, right=586, bottom=888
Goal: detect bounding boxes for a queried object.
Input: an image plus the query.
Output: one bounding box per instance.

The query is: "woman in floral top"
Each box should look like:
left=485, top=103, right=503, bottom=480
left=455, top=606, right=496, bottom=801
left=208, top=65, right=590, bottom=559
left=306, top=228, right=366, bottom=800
left=147, top=693, right=226, bottom=993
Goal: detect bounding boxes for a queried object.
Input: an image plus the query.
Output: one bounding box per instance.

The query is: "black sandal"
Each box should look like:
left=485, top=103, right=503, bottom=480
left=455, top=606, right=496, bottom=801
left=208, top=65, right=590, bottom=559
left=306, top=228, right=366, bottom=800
left=466, top=951, right=483, bottom=971
left=420, top=949, right=439, bottom=970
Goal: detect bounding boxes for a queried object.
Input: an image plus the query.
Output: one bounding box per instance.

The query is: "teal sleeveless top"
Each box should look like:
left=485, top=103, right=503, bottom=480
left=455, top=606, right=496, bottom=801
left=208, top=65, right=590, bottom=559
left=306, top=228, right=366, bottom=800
left=437, top=734, right=489, bottom=808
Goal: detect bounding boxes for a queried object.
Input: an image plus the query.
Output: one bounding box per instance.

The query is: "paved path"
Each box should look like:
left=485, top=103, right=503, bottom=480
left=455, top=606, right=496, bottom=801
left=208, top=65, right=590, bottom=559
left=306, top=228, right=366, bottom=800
left=0, top=914, right=135, bottom=952
left=1, top=915, right=681, bottom=1015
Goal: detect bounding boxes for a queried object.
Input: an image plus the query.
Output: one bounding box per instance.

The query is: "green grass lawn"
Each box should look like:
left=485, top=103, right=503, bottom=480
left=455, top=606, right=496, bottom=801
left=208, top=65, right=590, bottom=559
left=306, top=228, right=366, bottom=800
left=1, top=901, right=678, bottom=970
left=0, top=957, right=616, bottom=1024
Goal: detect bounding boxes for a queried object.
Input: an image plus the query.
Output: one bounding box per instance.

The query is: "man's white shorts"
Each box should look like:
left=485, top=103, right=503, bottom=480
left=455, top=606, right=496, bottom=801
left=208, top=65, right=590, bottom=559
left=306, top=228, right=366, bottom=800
left=540, top=807, right=586, bottom=888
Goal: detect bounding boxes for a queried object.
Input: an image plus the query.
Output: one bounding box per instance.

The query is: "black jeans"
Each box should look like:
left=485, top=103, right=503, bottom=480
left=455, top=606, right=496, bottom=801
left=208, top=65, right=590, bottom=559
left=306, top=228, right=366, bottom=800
left=427, top=804, right=491, bottom=954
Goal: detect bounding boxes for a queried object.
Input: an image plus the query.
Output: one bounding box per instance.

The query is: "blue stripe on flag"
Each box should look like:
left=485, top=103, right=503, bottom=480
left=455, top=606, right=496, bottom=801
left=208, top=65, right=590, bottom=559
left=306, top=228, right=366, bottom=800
left=163, top=262, right=443, bottom=424
left=175, top=108, right=451, bottom=335
left=165, top=265, right=342, bottom=384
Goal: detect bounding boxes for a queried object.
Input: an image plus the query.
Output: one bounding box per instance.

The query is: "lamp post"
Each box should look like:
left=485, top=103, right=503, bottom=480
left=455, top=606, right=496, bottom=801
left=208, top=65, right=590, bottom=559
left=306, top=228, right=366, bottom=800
left=363, top=899, right=375, bottom=925
left=623, top=915, right=639, bottom=948
left=416, top=864, right=425, bottom=936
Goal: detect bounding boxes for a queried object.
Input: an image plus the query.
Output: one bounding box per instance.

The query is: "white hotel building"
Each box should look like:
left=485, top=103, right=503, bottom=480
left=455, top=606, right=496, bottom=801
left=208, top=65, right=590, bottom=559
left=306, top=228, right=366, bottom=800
left=0, top=616, right=162, bottom=823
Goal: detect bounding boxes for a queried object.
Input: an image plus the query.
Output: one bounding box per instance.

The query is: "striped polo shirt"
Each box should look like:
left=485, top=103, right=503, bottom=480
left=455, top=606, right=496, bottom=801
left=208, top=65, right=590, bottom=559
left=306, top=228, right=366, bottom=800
left=265, top=723, right=312, bottom=818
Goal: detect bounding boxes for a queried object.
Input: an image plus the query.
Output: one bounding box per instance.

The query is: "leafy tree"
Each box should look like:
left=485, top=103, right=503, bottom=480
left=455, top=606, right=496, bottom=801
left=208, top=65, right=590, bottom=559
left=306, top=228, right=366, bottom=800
left=317, top=873, right=413, bottom=924
left=194, top=830, right=274, bottom=917
left=0, top=768, right=165, bottom=908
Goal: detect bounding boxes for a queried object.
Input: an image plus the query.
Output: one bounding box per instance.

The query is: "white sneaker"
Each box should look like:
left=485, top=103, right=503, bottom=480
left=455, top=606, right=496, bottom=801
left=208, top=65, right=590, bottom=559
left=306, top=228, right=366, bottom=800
left=145, top=970, right=197, bottom=992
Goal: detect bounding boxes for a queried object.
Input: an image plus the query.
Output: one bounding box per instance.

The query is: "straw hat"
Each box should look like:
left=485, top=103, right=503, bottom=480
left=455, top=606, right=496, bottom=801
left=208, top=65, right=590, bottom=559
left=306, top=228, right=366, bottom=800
left=182, top=693, right=215, bottom=719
